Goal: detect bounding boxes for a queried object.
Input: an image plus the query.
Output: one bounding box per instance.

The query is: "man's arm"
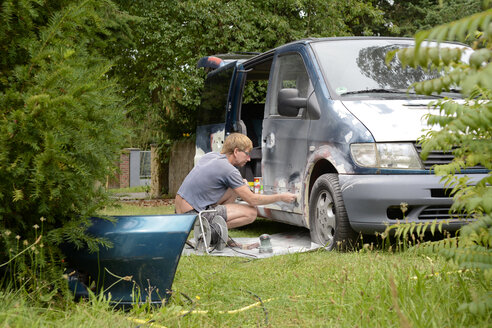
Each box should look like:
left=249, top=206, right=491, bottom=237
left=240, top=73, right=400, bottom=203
left=233, top=185, right=297, bottom=206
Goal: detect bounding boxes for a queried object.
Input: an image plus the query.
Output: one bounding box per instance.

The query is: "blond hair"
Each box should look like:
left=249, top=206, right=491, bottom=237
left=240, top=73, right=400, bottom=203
left=221, top=133, right=253, bottom=155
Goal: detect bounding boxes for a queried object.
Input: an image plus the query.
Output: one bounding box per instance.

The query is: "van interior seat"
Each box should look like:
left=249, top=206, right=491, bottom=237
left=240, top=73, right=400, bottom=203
left=241, top=103, right=264, bottom=147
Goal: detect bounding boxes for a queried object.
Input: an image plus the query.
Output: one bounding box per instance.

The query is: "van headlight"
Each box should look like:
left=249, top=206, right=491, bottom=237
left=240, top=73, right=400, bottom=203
left=350, top=143, right=423, bottom=169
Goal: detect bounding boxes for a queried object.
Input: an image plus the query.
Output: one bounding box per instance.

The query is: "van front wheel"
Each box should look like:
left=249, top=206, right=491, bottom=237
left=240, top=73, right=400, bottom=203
left=309, top=173, right=357, bottom=251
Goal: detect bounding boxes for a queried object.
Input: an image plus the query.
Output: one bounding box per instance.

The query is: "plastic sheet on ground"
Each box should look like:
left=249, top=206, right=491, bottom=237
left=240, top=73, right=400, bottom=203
left=182, top=230, right=322, bottom=258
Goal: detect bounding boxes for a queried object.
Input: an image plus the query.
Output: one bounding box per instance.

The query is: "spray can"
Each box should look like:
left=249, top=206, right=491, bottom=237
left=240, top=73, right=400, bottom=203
left=254, top=177, right=262, bottom=194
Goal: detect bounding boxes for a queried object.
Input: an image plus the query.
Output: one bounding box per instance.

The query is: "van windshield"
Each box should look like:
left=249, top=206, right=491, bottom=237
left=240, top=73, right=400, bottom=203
left=311, top=39, right=469, bottom=99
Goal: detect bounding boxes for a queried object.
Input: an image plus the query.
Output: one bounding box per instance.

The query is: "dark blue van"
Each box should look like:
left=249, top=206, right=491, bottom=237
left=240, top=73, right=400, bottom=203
left=194, top=37, right=488, bottom=249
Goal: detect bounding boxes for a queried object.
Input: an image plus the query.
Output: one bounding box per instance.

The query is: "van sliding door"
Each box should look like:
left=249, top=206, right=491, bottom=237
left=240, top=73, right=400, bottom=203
left=262, top=52, right=312, bottom=214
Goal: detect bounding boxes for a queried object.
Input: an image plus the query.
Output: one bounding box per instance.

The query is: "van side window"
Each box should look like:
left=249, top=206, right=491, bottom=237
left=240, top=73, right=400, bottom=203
left=236, top=57, right=273, bottom=180
left=197, top=62, right=236, bottom=125
left=268, top=54, right=312, bottom=117
left=238, top=57, right=273, bottom=148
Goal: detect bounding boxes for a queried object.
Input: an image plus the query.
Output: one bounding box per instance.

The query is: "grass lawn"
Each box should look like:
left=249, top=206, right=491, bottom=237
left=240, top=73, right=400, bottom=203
left=1, top=202, right=489, bottom=327
left=99, top=202, right=175, bottom=216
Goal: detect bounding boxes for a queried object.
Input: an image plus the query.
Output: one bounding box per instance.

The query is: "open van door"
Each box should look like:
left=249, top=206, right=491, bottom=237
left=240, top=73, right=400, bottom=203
left=195, top=62, right=238, bottom=163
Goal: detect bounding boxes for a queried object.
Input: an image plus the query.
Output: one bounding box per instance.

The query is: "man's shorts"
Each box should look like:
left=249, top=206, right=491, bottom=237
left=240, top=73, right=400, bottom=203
left=182, top=204, right=228, bottom=223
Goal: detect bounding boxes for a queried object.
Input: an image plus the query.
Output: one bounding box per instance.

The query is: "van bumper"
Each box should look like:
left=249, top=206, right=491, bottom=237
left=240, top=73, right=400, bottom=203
left=338, top=173, right=488, bottom=234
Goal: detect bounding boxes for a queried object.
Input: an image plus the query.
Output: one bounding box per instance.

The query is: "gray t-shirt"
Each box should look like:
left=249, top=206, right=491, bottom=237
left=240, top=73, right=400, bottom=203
left=177, top=152, right=245, bottom=211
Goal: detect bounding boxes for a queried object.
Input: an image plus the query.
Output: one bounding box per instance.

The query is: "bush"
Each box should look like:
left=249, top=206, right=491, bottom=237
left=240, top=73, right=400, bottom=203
left=0, top=0, right=131, bottom=293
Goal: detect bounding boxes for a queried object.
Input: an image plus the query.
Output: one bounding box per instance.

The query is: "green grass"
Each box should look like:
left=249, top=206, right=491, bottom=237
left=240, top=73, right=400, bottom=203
left=1, top=202, right=490, bottom=327
left=168, top=252, right=489, bottom=328
left=98, top=203, right=175, bottom=216
left=107, top=186, right=150, bottom=194
left=0, top=291, right=131, bottom=327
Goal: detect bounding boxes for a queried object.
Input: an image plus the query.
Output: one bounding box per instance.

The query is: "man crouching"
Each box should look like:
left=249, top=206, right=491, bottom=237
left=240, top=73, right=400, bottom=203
left=175, top=133, right=297, bottom=229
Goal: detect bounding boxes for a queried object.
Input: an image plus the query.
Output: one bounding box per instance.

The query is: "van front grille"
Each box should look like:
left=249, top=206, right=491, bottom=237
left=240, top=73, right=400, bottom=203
left=387, top=205, right=475, bottom=221
left=417, top=205, right=470, bottom=220
left=414, top=144, right=486, bottom=170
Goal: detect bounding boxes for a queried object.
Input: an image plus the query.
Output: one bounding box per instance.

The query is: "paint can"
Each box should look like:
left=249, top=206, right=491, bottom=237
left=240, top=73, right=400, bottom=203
left=259, top=234, right=273, bottom=253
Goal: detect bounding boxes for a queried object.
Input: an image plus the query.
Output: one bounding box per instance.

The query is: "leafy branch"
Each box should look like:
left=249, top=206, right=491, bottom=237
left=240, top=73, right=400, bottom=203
left=386, top=6, right=492, bottom=316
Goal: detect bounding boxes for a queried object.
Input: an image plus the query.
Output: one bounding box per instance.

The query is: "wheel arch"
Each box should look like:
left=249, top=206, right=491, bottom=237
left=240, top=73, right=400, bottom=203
left=302, top=145, right=354, bottom=228
left=307, top=159, right=338, bottom=200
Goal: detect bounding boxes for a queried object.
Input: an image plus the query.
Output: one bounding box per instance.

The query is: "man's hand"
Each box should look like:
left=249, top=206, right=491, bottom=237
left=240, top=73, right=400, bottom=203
left=234, top=185, right=297, bottom=206
left=280, top=192, right=297, bottom=203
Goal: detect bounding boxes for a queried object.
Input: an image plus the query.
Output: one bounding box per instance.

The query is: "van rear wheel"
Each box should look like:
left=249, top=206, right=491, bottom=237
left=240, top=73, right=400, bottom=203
left=309, top=173, right=358, bottom=251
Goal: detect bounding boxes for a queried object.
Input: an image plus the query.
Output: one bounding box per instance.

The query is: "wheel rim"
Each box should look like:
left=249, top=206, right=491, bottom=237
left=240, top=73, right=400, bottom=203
left=315, top=190, right=336, bottom=246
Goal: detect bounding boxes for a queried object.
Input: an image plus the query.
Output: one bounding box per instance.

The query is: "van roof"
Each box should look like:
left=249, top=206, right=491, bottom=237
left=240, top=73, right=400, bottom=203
left=196, top=52, right=259, bottom=69
left=199, top=37, right=467, bottom=71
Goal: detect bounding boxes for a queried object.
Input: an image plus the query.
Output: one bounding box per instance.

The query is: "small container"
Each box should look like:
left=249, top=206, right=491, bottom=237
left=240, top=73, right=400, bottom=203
left=248, top=181, right=254, bottom=192
left=259, top=234, right=273, bottom=253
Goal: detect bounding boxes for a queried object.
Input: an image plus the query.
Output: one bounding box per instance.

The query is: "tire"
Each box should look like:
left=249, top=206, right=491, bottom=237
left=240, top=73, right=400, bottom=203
left=309, top=173, right=358, bottom=251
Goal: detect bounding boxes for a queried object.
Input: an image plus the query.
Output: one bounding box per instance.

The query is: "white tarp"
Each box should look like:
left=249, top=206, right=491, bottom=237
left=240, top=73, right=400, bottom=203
left=182, top=230, right=322, bottom=258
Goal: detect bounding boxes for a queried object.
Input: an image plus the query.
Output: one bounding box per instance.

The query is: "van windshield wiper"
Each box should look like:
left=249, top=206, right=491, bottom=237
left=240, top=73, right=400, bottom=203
left=341, top=88, right=444, bottom=98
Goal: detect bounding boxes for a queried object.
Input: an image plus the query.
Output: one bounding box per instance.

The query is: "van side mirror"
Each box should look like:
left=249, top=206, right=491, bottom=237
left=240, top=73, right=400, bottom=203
left=278, top=89, right=306, bottom=117
left=278, top=88, right=321, bottom=119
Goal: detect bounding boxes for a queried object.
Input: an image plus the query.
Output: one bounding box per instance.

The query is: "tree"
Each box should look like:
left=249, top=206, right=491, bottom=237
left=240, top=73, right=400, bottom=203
left=0, top=0, right=132, bottom=292
left=111, top=0, right=387, bottom=147
left=375, top=0, right=484, bottom=37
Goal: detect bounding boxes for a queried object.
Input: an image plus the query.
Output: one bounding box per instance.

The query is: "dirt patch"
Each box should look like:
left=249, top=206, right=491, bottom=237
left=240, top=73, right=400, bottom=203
left=120, top=198, right=175, bottom=207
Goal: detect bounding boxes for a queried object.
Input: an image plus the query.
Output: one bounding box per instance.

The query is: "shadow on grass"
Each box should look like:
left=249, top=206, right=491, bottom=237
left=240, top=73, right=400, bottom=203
left=229, top=218, right=309, bottom=239
left=358, top=229, right=460, bottom=252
